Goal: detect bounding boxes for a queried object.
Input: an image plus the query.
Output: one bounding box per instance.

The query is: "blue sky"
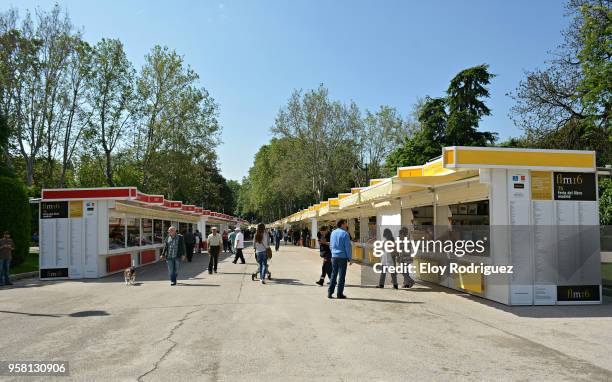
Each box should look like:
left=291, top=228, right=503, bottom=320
left=3, top=0, right=569, bottom=180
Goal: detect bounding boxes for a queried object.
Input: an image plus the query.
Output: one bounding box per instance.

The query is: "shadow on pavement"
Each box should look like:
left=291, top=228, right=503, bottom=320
left=176, top=283, right=220, bottom=287
left=0, top=309, right=110, bottom=318
left=68, top=310, right=110, bottom=317
left=4, top=251, right=240, bottom=289
left=0, top=282, right=48, bottom=290
left=93, top=251, right=236, bottom=284
left=0, top=310, right=62, bottom=317
left=271, top=278, right=311, bottom=286
left=342, top=297, right=424, bottom=304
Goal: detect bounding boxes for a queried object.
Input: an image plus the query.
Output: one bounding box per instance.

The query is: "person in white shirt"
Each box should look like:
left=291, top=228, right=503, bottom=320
left=207, top=227, right=222, bottom=274
left=232, top=228, right=245, bottom=264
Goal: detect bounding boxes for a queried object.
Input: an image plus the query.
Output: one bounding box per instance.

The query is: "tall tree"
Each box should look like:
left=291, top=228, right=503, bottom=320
left=509, top=0, right=611, bottom=165
left=58, top=37, right=92, bottom=186
left=386, top=97, right=448, bottom=169
left=445, top=64, right=497, bottom=146
left=136, top=45, right=213, bottom=190
left=386, top=65, right=497, bottom=170
left=37, top=6, right=74, bottom=186
left=355, top=105, right=406, bottom=183
left=0, top=109, right=11, bottom=176
left=87, top=38, right=135, bottom=186
left=272, top=84, right=360, bottom=202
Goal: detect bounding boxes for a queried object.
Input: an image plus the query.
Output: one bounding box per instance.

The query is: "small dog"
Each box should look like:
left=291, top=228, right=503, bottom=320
left=124, top=266, right=136, bottom=285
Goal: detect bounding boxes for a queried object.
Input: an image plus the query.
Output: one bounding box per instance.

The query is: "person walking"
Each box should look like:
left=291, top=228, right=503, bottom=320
left=377, top=228, right=399, bottom=289
left=0, top=231, right=15, bottom=286
left=207, top=227, right=222, bottom=274
left=184, top=229, right=196, bottom=262
left=195, top=229, right=202, bottom=256
left=315, top=226, right=332, bottom=286
left=160, top=226, right=186, bottom=286
left=293, top=229, right=300, bottom=245
left=232, top=227, right=245, bottom=264
left=301, top=228, right=308, bottom=247
left=328, top=219, right=352, bottom=299
left=222, top=229, right=230, bottom=253
left=253, top=223, right=271, bottom=284
left=274, top=228, right=282, bottom=252
left=398, top=227, right=415, bottom=288
left=228, top=229, right=237, bottom=255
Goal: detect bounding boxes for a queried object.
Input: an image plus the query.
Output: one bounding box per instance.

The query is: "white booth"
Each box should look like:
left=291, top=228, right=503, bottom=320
left=38, top=187, right=245, bottom=279
left=275, top=147, right=603, bottom=306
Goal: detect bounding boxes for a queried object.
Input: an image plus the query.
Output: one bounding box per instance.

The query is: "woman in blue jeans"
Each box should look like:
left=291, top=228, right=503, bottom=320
left=253, top=223, right=270, bottom=284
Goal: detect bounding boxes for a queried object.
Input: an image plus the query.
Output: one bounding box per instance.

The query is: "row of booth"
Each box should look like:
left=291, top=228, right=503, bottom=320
left=36, top=187, right=247, bottom=279
left=270, top=146, right=603, bottom=305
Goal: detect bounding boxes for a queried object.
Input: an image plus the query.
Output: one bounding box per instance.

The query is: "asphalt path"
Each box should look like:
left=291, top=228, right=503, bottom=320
left=1, top=244, right=612, bottom=381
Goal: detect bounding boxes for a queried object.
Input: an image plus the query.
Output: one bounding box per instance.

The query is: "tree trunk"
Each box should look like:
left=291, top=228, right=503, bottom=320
left=104, top=149, right=114, bottom=187
left=26, top=156, right=34, bottom=187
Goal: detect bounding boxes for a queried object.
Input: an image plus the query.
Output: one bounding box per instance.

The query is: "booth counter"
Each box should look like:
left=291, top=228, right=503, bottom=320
left=37, top=187, right=247, bottom=279
left=272, top=147, right=602, bottom=306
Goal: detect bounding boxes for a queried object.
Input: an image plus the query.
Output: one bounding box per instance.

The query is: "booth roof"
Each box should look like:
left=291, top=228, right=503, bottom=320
left=40, top=186, right=247, bottom=224
left=275, top=146, right=597, bottom=224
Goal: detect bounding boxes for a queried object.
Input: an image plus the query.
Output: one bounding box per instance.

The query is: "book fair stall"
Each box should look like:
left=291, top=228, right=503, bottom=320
left=37, top=187, right=246, bottom=279
left=274, top=146, right=602, bottom=305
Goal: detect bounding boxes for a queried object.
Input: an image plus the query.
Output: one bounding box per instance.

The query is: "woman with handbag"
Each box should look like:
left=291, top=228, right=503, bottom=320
left=253, top=223, right=271, bottom=284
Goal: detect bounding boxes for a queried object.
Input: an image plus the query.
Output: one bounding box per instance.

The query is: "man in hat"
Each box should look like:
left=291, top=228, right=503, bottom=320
left=207, top=227, right=222, bottom=274
left=232, top=227, right=245, bottom=264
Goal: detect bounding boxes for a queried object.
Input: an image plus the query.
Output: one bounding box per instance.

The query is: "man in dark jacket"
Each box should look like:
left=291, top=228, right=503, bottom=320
left=161, top=226, right=186, bottom=285
left=316, top=226, right=332, bottom=286
left=293, top=229, right=300, bottom=245
left=184, top=230, right=196, bottom=262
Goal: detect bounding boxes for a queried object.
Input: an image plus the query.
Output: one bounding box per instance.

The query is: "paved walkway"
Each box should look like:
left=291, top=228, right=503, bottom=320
left=1, top=244, right=612, bottom=381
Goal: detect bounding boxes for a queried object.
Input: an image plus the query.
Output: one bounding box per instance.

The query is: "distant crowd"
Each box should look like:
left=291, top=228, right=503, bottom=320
left=158, top=217, right=415, bottom=299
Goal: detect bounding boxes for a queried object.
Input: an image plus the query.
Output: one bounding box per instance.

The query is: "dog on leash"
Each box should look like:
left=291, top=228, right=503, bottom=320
left=124, top=266, right=136, bottom=285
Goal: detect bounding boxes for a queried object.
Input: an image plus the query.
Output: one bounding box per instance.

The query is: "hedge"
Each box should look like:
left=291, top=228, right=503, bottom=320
left=0, top=176, right=31, bottom=266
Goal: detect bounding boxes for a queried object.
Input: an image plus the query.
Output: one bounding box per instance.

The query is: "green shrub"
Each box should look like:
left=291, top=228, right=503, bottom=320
left=600, top=177, right=612, bottom=226
left=0, top=176, right=31, bottom=266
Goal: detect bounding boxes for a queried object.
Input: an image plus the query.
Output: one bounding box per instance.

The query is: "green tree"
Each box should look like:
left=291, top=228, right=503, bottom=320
left=446, top=64, right=497, bottom=146
left=386, top=65, right=497, bottom=170
left=0, top=104, right=30, bottom=265
left=87, top=38, right=135, bottom=186
left=135, top=45, right=221, bottom=202
left=510, top=0, right=611, bottom=166
left=58, top=37, right=92, bottom=187
left=576, top=1, right=611, bottom=122
left=0, top=109, right=11, bottom=177
left=0, top=175, right=30, bottom=266
left=356, top=105, right=406, bottom=183
left=272, top=85, right=361, bottom=202
left=600, top=177, right=612, bottom=226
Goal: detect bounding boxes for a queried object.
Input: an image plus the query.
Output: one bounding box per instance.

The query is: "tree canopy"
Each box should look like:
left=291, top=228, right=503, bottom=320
left=386, top=65, right=497, bottom=170
left=0, top=5, right=235, bottom=214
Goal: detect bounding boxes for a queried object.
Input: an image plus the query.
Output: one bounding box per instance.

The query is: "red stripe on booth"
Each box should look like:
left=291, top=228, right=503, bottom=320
left=43, top=188, right=132, bottom=200
left=107, top=253, right=132, bottom=273
left=140, top=250, right=156, bottom=264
